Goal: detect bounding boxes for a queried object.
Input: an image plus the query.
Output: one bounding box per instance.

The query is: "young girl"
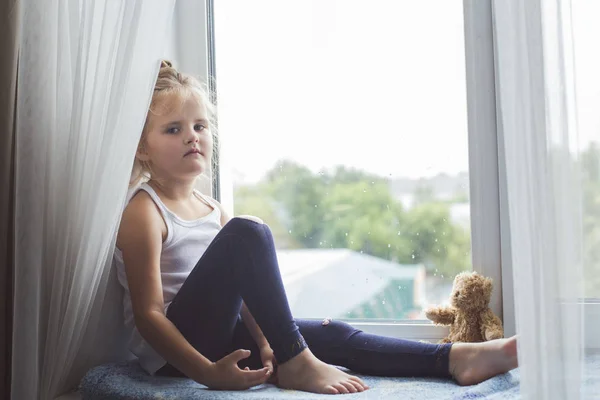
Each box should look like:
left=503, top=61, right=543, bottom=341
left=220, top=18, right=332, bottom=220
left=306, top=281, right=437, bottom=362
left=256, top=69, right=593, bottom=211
left=114, top=60, right=518, bottom=395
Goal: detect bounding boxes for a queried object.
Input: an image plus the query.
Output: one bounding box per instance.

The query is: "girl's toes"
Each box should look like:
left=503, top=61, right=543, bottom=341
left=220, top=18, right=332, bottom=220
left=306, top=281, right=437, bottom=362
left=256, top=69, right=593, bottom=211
left=350, top=376, right=369, bottom=389
left=324, top=385, right=339, bottom=394
left=334, top=383, right=349, bottom=394
left=341, top=381, right=357, bottom=393
left=349, top=380, right=364, bottom=392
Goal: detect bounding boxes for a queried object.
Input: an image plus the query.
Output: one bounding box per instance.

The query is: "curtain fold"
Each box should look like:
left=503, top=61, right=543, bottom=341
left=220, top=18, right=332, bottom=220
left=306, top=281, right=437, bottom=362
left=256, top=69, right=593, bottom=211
left=12, top=1, right=175, bottom=399
left=493, top=0, right=584, bottom=398
left=0, top=1, right=20, bottom=400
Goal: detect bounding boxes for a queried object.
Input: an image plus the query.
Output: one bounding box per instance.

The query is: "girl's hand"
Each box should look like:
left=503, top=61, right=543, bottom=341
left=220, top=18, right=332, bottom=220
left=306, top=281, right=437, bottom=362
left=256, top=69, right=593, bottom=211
left=202, top=349, right=271, bottom=390
left=259, top=345, right=278, bottom=384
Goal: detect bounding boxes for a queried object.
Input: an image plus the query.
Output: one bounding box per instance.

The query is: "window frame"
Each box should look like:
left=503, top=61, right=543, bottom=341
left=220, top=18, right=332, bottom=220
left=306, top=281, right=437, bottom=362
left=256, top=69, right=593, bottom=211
left=202, top=0, right=505, bottom=341
left=169, top=0, right=599, bottom=348
left=463, top=0, right=513, bottom=335
left=465, top=0, right=600, bottom=346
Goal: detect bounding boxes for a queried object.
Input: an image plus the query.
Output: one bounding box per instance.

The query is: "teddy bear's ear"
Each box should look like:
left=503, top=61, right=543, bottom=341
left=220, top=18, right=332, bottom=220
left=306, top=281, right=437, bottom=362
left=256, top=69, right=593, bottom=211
left=483, top=277, right=493, bottom=294
left=454, top=271, right=470, bottom=282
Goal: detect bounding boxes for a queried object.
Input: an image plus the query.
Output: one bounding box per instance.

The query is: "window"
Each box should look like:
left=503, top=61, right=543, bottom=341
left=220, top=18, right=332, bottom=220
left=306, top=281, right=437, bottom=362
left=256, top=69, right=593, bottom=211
left=572, top=0, right=600, bottom=300
left=213, top=1, right=479, bottom=325
left=571, top=0, right=600, bottom=350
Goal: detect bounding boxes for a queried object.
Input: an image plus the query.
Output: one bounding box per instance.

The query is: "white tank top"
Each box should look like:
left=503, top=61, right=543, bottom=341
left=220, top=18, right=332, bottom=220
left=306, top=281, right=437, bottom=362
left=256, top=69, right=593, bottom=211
left=113, top=182, right=222, bottom=375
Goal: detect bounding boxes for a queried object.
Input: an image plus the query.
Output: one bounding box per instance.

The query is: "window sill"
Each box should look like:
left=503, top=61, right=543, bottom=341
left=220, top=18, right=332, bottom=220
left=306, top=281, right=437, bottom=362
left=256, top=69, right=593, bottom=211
left=338, top=319, right=449, bottom=342
left=585, top=302, right=600, bottom=349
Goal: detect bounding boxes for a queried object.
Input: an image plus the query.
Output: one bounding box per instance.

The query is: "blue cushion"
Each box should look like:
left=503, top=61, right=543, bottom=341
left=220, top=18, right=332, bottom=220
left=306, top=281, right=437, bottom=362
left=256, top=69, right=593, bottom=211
left=79, top=354, right=600, bottom=399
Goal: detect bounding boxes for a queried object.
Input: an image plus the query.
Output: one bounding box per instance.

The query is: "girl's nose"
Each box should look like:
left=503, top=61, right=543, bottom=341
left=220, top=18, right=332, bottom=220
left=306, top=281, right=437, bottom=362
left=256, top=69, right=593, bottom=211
left=184, top=128, right=199, bottom=144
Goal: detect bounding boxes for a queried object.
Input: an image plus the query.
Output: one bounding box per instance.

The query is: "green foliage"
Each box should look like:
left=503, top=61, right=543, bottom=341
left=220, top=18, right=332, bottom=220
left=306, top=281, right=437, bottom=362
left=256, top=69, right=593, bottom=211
left=234, top=161, right=471, bottom=280
left=233, top=144, right=600, bottom=298
left=232, top=183, right=301, bottom=249
left=320, top=180, right=405, bottom=258
left=399, top=203, right=470, bottom=277
left=264, top=160, right=327, bottom=247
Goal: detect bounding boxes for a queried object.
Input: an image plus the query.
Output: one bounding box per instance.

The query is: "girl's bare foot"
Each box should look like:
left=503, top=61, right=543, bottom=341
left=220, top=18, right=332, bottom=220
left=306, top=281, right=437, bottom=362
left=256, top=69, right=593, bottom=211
left=449, top=336, right=518, bottom=386
left=277, top=348, right=370, bottom=395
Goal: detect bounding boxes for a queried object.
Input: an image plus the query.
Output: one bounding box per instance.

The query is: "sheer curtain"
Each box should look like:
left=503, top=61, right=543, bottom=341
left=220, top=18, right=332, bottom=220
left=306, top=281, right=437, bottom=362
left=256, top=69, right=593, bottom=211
left=493, top=0, right=584, bottom=398
left=12, top=1, right=175, bottom=399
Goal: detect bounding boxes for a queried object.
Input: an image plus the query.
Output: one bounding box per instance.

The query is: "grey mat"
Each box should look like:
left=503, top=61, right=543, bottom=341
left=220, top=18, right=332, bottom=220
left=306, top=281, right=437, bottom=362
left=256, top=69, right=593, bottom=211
left=79, top=354, right=600, bottom=399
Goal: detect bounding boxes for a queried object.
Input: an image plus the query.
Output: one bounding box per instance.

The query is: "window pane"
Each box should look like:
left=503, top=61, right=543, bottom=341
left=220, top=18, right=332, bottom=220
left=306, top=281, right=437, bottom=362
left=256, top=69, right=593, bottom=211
left=573, top=0, right=600, bottom=299
left=214, top=0, right=472, bottom=320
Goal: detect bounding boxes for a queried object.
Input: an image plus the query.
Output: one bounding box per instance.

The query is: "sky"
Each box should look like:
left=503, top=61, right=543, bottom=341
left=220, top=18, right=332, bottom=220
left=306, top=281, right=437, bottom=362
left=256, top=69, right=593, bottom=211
left=213, top=0, right=600, bottom=184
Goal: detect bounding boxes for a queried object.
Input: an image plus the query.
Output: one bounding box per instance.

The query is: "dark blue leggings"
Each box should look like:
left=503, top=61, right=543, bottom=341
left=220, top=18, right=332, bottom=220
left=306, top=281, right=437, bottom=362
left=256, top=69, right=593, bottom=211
left=156, top=217, right=452, bottom=379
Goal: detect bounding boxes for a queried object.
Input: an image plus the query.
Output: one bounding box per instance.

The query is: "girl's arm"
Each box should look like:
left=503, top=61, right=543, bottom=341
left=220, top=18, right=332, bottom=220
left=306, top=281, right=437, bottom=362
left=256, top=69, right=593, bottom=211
left=118, top=192, right=213, bottom=383
left=240, top=301, right=276, bottom=378
left=120, top=192, right=270, bottom=389
left=240, top=302, right=269, bottom=348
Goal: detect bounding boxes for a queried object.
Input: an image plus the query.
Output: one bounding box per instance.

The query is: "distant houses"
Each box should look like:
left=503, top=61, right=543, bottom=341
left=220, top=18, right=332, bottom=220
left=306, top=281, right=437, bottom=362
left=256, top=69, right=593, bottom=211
left=277, top=248, right=426, bottom=320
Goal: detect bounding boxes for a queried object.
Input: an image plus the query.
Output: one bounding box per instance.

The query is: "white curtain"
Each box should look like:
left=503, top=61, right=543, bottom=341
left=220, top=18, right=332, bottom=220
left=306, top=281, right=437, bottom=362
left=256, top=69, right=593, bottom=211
left=12, top=1, right=175, bottom=399
left=493, top=0, right=584, bottom=399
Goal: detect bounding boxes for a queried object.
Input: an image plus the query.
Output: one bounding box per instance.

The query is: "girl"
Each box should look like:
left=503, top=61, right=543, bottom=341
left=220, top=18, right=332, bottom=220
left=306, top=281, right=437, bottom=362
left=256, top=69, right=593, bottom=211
left=114, top=60, right=518, bottom=395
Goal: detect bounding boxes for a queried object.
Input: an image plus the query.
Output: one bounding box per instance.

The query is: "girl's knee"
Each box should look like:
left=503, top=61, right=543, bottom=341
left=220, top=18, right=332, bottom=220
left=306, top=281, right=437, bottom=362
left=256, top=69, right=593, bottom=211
left=224, top=216, right=263, bottom=228
left=236, top=215, right=264, bottom=224
left=222, top=216, right=269, bottom=238
left=320, top=319, right=360, bottom=341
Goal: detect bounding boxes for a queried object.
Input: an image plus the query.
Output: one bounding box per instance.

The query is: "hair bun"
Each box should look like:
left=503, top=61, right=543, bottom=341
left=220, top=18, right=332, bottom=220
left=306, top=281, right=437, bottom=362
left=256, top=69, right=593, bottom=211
left=160, top=60, right=173, bottom=69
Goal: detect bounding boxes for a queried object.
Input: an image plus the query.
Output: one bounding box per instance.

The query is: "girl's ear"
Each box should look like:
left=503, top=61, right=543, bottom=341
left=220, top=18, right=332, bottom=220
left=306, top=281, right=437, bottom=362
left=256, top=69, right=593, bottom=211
left=136, top=143, right=150, bottom=161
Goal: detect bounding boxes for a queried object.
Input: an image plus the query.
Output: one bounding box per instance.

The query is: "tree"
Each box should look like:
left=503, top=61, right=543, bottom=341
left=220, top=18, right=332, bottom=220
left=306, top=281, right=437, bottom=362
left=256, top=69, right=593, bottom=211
left=319, top=180, right=410, bottom=260
left=400, top=202, right=471, bottom=278
left=323, top=165, right=385, bottom=185
left=264, top=160, right=326, bottom=247
left=238, top=159, right=472, bottom=280
left=233, top=183, right=299, bottom=248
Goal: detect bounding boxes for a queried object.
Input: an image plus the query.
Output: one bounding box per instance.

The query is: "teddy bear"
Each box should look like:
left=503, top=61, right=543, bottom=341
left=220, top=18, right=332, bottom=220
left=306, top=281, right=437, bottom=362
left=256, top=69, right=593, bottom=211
left=425, top=271, right=504, bottom=343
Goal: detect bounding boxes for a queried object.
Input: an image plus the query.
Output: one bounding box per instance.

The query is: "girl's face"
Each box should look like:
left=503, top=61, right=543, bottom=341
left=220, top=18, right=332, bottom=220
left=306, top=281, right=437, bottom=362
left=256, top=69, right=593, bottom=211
left=137, top=93, right=213, bottom=181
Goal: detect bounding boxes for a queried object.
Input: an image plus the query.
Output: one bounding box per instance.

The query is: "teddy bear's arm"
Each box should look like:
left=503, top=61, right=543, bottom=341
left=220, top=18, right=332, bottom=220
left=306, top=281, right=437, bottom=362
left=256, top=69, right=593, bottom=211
left=425, top=306, right=456, bottom=325
left=480, top=309, right=504, bottom=341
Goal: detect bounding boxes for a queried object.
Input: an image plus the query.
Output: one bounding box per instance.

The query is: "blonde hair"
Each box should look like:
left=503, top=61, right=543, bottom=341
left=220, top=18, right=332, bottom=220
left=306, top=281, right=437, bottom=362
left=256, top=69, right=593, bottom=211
left=130, top=60, right=218, bottom=188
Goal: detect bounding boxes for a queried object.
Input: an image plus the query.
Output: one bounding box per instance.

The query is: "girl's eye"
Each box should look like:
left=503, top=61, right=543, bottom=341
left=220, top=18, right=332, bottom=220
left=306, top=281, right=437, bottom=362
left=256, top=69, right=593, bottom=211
left=194, top=124, right=206, bottom=132
left=167, top=127, right=180, bottom=134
